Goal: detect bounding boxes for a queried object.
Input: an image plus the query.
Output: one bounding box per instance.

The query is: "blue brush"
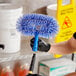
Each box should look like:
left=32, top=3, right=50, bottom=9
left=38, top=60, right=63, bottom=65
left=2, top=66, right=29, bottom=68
left=17, top=14, right=58, bottom=52
left=17, top=14, right=58, bottom=73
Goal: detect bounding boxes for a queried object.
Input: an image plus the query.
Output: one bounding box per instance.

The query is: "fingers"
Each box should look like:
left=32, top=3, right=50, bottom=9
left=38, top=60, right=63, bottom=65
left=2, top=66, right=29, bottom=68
left=30, top=37, right=42, bottom=47
left=30, top=37, right=50, bottom=52
left=30, top=38, right=35, bottom=43
left=30, top=38, right=35, bottom=48
left=30, top=43, right=33, bottom=48
left=30, top=38, right=41, bottom=43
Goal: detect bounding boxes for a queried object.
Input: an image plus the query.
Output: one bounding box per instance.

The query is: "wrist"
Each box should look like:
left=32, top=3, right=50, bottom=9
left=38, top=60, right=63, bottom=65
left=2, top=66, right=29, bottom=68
left=68, top=32, right=76, bottom=50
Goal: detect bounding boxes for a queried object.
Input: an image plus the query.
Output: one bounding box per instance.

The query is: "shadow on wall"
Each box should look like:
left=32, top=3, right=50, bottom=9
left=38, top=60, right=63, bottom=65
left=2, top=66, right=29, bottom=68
left=33, top=7, right=47, bottom=14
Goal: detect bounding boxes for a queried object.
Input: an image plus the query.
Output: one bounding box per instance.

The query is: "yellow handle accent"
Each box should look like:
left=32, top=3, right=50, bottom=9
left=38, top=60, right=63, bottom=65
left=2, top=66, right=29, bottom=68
left=54, top=0, right=76, bottom=58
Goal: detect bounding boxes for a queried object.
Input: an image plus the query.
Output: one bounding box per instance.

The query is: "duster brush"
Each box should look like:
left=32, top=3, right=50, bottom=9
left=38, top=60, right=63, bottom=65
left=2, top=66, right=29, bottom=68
left=17, top=14, right=58, bottom=74
left=17, top=14, right=58, bottom=52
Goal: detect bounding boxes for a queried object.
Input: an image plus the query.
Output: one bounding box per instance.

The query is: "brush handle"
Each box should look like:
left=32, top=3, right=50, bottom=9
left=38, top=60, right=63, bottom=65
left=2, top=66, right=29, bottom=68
left=33, top=31, right=39, bottom=52
left=29, top=53, right=36, bottom=72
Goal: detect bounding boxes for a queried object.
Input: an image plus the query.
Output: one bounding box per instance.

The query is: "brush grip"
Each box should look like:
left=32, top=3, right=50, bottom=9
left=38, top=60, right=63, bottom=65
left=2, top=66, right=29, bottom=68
left=33, top=32, right=39, bottom=52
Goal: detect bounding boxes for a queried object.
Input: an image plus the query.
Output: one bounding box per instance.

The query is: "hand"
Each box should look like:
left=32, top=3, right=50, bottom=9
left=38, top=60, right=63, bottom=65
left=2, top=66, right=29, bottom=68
left=30, top=38, right=51, bottom=52
left=27, top=74, right=41, bottom=76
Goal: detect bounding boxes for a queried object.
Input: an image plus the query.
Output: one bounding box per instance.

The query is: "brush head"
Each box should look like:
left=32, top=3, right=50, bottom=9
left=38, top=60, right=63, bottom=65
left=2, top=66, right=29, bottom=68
left=17, top=14, right=58, bottom=38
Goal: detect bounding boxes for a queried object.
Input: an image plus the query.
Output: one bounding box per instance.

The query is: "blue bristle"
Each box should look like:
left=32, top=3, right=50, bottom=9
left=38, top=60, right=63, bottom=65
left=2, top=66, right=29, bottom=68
left=17, top=14, right=59, bottom=38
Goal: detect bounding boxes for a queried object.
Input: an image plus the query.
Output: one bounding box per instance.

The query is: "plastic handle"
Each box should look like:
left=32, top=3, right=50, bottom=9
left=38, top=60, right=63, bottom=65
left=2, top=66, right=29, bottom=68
left=29, top=53, right=36, bottom=72
left=33, top=31, right=39, bottom=52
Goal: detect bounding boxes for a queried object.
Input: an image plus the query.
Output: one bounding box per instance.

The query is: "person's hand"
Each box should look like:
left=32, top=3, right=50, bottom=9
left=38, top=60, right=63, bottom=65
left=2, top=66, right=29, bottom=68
left=30, top=38, right=51, bottom=52
left=27, top=74, right=41, bottom=76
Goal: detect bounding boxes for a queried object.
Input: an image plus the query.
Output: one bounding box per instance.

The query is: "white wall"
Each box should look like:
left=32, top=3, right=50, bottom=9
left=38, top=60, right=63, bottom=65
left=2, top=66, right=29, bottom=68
left=0, top=0, right=70, bottom=14
left=0, top=0, right=10, bottom=3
